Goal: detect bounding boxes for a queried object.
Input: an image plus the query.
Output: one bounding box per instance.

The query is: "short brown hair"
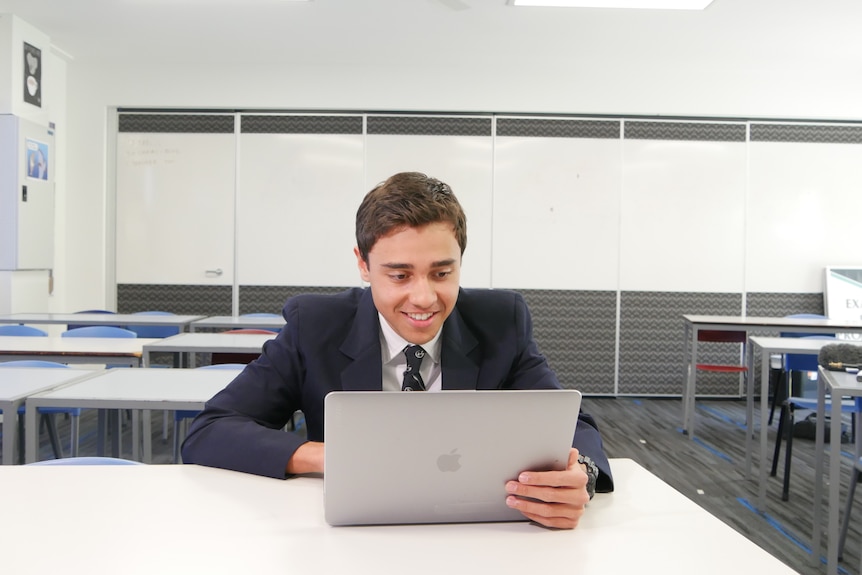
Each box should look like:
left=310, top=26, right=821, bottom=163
left=355, top=172, right=467, bottom=262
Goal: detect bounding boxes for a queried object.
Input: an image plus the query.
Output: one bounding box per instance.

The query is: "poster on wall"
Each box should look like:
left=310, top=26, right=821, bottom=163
left=26, top=138, right=48, bottom=180
left=23, top=42, right=41, bottom=108
left=824, top=266, right=862, bottom=340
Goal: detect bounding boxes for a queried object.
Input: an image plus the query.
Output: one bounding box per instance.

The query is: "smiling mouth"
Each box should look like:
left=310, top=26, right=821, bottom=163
left=405, top=312, right=435, bottom=321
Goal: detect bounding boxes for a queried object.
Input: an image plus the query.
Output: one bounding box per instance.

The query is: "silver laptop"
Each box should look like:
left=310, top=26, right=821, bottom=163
left=323, top=389, right=582, bottom=526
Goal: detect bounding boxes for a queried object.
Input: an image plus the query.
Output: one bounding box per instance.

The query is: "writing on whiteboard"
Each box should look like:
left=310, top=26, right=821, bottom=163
left=123, top=137, right=182, bottom=167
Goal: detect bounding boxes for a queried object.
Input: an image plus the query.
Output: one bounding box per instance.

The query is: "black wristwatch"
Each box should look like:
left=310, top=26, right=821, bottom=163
left=578, top=454, right=598, bottom=500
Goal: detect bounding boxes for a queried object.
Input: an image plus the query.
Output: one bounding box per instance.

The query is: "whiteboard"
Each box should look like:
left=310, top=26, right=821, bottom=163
left=116, top=131, right=236, bottom=285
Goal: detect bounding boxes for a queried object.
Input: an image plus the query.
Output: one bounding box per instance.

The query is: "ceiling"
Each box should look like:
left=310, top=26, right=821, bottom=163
left=0, top=0, right=859, bottom=77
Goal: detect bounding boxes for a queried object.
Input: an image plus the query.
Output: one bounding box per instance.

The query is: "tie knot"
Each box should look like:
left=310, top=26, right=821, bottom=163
left=402, top=345, right=427, bottom=391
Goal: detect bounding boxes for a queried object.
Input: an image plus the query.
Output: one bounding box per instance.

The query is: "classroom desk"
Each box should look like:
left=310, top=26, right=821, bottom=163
left=812, top=368, right=862, bottom=575
left=682, top=314, right=862, bottom=440
left=0, top=312, right=204, bottom=329
left=189, top=314, right=285, bottom=332
left=0, top=367, right=99, bottom=465
left=141, top=332, right=276, bottom=367
left=0, top=336, right=160, bottom=367
left=746, top=336, right=841, bottom=510
left=0, top=458, right=799, bottom=575
left=23, top=367, right=242, bottom=464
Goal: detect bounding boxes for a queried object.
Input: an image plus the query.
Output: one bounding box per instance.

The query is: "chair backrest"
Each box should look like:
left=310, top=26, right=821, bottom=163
left=0, top=325, right=48, bottom=337
left=26, top=456, right=143, bottom=466
left=126, top=310, right=180, bottom=338
left=0, top=360, right=69, bottom=368
left=697, top=329, right=746, bottom=344
left=197, top=363, right=247, bottom=370
left=239, top=313, right=281, bottom=318
left=67, top=309, right=121, bottom=331
left=784, top=335, right=836, bottom=372
left=61, top=326, right=138, bottom=339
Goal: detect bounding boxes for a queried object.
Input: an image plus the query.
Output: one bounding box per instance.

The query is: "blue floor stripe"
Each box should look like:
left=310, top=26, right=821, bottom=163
left=698, top=404, right=747, bottom=431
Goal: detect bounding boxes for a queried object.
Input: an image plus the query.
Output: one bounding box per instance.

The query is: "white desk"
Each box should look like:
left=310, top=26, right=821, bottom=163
left=0, top=459, right=799, bottom=575
left=746, top=336, right=841, bottom=510
left=813, top=368, right=862, bottom=575
left=0, top=312, right=204, bottom=329
left=0, top=336, right=160, bottom=367
left=24, top=367, right=242, bottom=464
left=682, top=314, right=862, bottom=439
left=142, top=332, right=276, bottom=367
left=0, top=367, right=98, bottom=465
left=189, top=315, right=284, bottom=332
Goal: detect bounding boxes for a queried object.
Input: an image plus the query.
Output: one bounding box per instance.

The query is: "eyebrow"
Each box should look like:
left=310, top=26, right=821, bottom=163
left=381, top=259, right=457, bottom=270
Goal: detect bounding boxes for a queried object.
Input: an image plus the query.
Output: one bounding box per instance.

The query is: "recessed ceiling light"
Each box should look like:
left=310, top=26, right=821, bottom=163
left=510, top=0, right=713, bottom=9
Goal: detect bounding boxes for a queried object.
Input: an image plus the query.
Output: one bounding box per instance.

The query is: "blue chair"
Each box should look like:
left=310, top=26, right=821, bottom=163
left=61, top=326, right=137, bottom=338
left=66, top=309, right=120, bottom=331
left=0, top=325, right=48, bottom=337
left=240, top=312, right=283, bottom=332
left=171, top=363, right=246, bottom=463
left=125, top=310, right=180, bottom=339
left=771, top=335, right=854, bottom=502
left=27, top=456, right=144, bottom=466
left=0, top=360, right=80, bottom=462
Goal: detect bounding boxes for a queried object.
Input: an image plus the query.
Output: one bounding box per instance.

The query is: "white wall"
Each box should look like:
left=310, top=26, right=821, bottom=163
left=58, top=5, right=862, bottom=310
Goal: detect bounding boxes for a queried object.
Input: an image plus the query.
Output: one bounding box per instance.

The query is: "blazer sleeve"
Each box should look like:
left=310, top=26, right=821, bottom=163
left=181, top=305, right=310, bottom=479
left=508, top=291, right=614, bottom=493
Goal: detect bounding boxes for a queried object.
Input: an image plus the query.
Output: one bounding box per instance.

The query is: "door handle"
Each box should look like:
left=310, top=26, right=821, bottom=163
left=205, top=268, right=223, bottom=277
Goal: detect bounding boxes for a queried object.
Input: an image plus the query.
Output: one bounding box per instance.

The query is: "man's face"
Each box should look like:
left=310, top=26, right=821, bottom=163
left=355, top=222, right=461, bottom=345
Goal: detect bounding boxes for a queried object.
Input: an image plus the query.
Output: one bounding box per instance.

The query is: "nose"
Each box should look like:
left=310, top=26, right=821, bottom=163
left=409, top=276, right=437, bottom=308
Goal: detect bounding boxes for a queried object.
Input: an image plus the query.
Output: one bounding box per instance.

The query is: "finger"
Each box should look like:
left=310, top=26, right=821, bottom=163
left=506, top=480, right=589, bottom=506
left=506, top=496, right=584, bottom=529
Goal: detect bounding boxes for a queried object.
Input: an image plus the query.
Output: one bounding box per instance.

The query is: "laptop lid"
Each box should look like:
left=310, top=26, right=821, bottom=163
left=323, top=389, right=582, bottom=526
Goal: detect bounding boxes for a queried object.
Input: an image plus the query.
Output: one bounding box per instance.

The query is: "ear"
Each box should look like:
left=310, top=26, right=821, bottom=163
left=354, top=246, right=371, bottom=283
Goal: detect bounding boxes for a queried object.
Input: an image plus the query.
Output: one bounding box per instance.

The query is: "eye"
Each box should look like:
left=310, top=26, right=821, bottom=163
left=434, top=270, right=452, bottom=280
left=388, top=272, right=408, bottom=281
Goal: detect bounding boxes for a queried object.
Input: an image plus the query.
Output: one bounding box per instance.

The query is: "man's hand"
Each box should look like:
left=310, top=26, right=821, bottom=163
left=285, top=441, right=324, bottom=475
left=504, top=448, right=590, bottom=529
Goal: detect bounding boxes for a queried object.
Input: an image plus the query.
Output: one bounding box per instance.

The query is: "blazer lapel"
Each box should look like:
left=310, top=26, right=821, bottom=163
left=440, top=307, right=480, bottom=390
left=338, top=289, right=383, bottom=391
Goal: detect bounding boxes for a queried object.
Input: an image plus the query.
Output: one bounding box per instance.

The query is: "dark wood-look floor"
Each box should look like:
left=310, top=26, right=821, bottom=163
left=6, top=398, right=861, bottom=574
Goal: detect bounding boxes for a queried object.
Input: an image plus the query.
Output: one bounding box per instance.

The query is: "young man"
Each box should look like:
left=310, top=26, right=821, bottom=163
left=182, top=171, right=613, bottom=529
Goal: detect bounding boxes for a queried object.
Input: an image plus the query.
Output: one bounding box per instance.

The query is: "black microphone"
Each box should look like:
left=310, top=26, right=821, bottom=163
left=818, top=343, right=862, bottom=371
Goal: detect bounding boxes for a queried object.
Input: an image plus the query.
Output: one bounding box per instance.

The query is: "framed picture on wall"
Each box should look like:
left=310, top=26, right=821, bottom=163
left=23, top=42, right=41, bottom=108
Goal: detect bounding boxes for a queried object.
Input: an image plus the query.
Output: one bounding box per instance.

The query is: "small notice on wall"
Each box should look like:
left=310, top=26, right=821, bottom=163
left=824, top=266, right=862, bottom=340
left=23, top=42, right=41, bottom=107
left=26, top=138, right=49, bottom=180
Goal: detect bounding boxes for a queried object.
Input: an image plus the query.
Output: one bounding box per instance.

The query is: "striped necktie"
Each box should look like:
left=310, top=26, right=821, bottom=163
left=402, top=345, right=427, bottom=391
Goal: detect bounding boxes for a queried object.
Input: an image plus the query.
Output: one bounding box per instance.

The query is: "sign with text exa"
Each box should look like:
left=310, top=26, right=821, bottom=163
left=825, top=266, right=862, bottom=340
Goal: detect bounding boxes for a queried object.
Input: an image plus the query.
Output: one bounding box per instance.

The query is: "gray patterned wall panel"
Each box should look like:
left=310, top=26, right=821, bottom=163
left=519, top=289, right=617, bottom=395
left=239, top=285, right=352, bottom=315
left=619, top=291, right=743, bottom=396
left=240, top=115, right=362, bottom=134
left=118, top=114, right=235, bottom=133
left=117, top=284, right=233, bottom=315
left=750, top=124, right=862, bottom=144
left=366, top=116, right=492, bottom=136
left=496, top=118, right=620, bottom=139
left=624, top=121, right=746, bottom=142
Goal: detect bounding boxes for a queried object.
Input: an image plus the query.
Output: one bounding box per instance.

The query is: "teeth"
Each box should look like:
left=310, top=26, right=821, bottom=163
left=407, top=312, right=433, bottom=321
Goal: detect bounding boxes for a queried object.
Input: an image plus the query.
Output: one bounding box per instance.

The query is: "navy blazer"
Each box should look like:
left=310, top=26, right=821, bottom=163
left=182, top=287, right=614, bottom=492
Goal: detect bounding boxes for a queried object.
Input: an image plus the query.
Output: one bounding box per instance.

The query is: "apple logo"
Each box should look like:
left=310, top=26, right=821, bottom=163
left=437, top=448, right=461, bottom=472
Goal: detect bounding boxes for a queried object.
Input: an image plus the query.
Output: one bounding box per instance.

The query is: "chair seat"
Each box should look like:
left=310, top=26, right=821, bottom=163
left=696, top=364, right=748, bottom=373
